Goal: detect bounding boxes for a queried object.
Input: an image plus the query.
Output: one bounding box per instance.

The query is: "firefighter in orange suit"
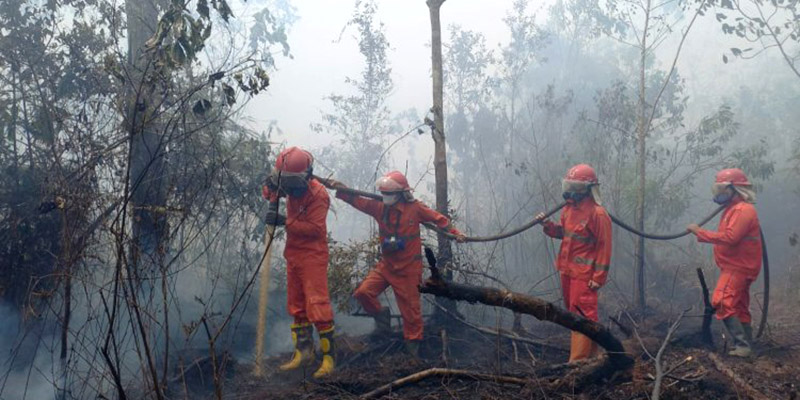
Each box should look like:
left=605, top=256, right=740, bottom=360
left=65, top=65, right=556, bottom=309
left=330, top=171, right=464, bottom=358
left=688, top=168, right=762, bottom=358
left=262, top=146, right=335, bottom=378
left=536, top=164, right=612, bottom=362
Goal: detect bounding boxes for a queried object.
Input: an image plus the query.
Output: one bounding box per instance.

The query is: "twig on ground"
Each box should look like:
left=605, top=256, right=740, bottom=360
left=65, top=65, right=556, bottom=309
left=441, top=329, right=448, bottom=366
left=360, top=368, right=528, bottom=399
left=708, top=353, right=769, bottom=400
left=652, top=308, right=690, bottom=400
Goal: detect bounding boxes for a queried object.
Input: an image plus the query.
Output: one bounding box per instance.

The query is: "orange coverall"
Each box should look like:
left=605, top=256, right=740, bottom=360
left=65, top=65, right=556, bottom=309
left=543, top=198, right=612, bottom=361
left=695, top=198, right=762, bottom=323
left=263, top=179, right=333, bottom=330
left=336, top=192, right=461, bottom=341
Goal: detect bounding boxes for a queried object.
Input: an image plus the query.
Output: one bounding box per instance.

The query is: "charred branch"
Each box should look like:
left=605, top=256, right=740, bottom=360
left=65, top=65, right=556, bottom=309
left=696, top=268, right=715, bottom=347
left=651, top=309, right=689, bottom=400
left=420, top=277, right=633, bottom=370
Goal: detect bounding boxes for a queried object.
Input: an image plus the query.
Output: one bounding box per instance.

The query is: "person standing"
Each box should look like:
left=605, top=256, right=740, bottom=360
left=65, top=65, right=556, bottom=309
left=688, top=168, right=762, bottom=358
left=536, top=164, right=612, bottom=362
left=262, top=146, right=336, bottom=378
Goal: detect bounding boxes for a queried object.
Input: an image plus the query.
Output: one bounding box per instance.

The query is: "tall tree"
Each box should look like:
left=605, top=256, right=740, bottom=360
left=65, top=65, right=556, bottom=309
left=314, top=0, right=396, bottom=189
left=427, top=0, right=452, bottom=272
left=592, top=0, right=713, bottom=312
left=126, top=0, right=167, bottom=282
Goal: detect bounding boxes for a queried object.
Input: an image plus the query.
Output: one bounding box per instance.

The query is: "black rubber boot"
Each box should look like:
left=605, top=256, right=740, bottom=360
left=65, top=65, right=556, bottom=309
left=372, top=307, right=392, bottom=337
left=723, top=317, right=752, bottom=358
left=742, top=322, right=753, bottom=343
left=405, top=340, right=420, bottom=359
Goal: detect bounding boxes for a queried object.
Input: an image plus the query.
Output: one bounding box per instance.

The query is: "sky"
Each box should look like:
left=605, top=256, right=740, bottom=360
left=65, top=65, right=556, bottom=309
left=244, top=0, right=521, bottom=145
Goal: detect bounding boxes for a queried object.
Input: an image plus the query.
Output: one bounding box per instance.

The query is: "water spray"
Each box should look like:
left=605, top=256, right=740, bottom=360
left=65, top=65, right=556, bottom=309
left=253, top=199, right=280, bottom=376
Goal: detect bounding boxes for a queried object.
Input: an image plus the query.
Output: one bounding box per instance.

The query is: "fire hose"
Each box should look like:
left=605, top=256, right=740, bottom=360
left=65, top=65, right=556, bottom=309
left=316, top=176, right=769, bottom=337
left=315, top=176, right=567, bottom=242
left=606, top=206, right=769, bottom=338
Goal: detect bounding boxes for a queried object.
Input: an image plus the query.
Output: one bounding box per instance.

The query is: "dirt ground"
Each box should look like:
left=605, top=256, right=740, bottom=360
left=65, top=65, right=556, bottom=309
left=199, top=300, right=800, bottom=400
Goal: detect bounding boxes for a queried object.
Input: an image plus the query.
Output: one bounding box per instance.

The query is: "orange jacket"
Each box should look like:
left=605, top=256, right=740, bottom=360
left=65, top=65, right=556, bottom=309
left=262, top=179, right=330, bottom=265
left=543, top=199, right=612, bottom=285
left=695, top=198, right=762, bottom=279
left=336, top=192, right=461, bottom=276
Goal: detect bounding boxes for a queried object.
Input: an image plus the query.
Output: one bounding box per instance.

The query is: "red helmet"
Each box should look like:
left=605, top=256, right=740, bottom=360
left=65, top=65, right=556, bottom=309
left=564, top=164, right=598, bottom=184
left=275, top=146, right=313, bottom=174
left=715, top=168, right=750, bottom=186
left=376, top=171, right=411, bottom=192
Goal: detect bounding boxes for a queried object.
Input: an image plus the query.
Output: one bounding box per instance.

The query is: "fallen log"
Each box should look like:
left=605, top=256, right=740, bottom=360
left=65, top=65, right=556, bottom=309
left=425, top=297, right=569, bottom=354
left=360, top=367, right=528, bottom=399
left=420, top=248, right=633, bottom=370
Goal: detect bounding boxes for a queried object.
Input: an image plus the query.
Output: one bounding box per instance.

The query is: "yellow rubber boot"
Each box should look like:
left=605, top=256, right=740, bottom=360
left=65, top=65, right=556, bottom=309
left=313, top=326, right=335, bottom=379
left=279, top=323, right=315, bottom=371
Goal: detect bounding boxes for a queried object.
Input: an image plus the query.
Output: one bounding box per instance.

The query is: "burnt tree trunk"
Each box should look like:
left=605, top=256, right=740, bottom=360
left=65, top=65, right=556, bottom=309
left=420, top=278, right=634, bottom=370
left=696, top=268, right=715, bottom=347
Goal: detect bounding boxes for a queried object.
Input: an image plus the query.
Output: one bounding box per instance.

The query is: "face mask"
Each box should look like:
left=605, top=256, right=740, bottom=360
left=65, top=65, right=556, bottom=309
left=711, top=184, right=734, bottom=205
left=713, top=191, right=733, bottom=205
left=382, top=193, right=399, bottom=206
left=287, top=186, right=308, bottom=198
left=562, top=191, right=589, bottom=203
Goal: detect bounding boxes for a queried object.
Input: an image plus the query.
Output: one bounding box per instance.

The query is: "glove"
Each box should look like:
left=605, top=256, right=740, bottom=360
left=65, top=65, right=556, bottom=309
left=265, top=211, right=286, bottom=226
left=266, top=174, right=278, bottom=190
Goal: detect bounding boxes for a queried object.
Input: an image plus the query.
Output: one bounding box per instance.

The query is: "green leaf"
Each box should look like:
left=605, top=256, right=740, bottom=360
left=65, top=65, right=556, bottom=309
left=208, top=71, right=225, bottom=83
left=172, top=42, right=187, bottom=64
left=197, top=0, right=209, bottom=19
left=193, top=99, right=212, bottom=115
left=216, top=0, right=233, bottom=22
left=222, top=84, right=236, bottom=106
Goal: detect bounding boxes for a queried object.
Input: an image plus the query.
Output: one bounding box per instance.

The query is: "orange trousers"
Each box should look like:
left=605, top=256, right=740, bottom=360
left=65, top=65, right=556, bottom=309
left=561, top=274, right=599, bottom=361
left=287, top=262, right=334, bottom=330
left=712, top=270, right=754, bottom=323
left=353, top=264, right=423, bottom=341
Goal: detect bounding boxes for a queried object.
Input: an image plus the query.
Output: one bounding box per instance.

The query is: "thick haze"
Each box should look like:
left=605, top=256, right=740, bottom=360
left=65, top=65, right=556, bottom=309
left=1, top=0, right=798, bottom=398
left=245, top=0, right=798, bottom=271
left=247, top=1, right=511, bottom=144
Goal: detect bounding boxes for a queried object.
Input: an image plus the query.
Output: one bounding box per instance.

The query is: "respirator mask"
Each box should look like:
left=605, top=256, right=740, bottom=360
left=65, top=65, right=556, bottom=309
left=382, top=192, right=400, bottom=206
left=561, top=180, right=591, bottom=203
left=269, top=170, right=310, bottom=198
left=712, top=183, right=734, bottom=205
